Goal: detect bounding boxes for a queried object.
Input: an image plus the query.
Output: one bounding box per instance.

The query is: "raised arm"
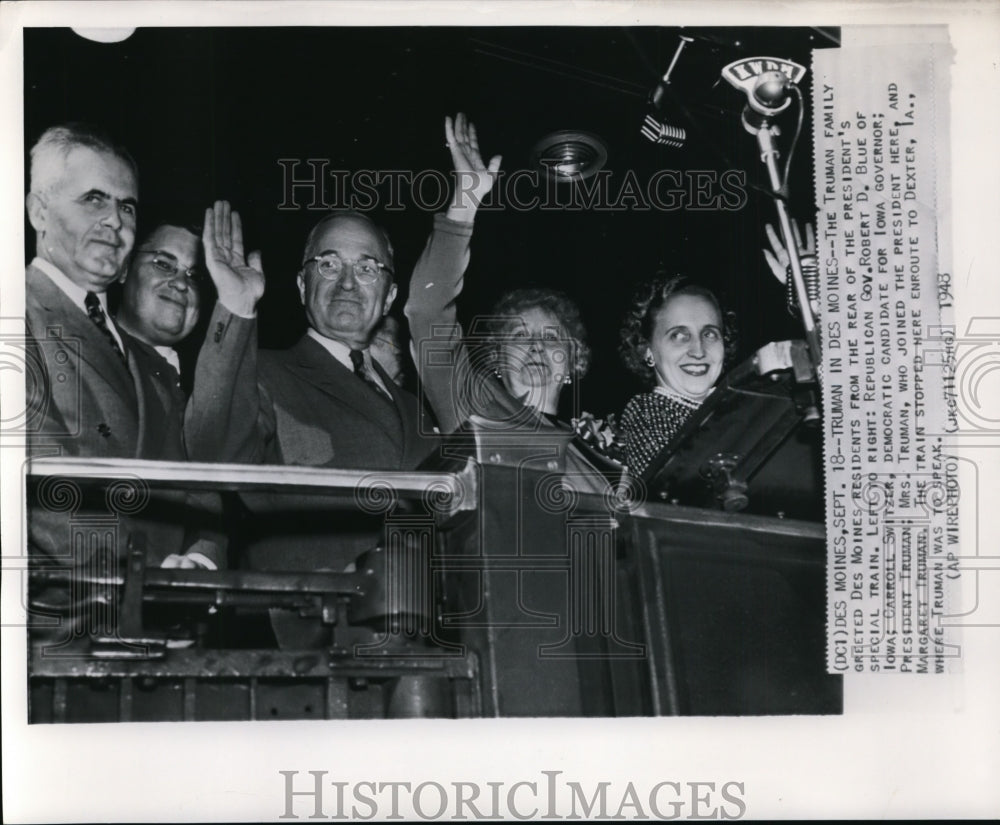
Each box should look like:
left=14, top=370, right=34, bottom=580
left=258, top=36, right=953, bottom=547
left=405, top=114, right=502, bottom=433
left=184, top=200, right=274, bottom=463
left=444, top=112, right=502, bottom=224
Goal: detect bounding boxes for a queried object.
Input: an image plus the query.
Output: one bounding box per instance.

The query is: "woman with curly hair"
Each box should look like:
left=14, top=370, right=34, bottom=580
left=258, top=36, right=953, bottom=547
left=405, top=113, right=590, bottom=434
left=618, top=276, right=731, bottom=477
left=484, top=287, right=590, bottom=420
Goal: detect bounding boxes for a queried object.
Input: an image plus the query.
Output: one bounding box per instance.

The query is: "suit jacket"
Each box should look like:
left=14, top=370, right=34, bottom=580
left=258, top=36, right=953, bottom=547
left=189, top=330, right=440, bottom=573
left=123, top=336, right=226, bottom=568
left=26, top=263, right=149, bottom=460
left=25, top=263, right=183, bottom=571
left=257, top=336, right=436, bottom=471
left=25, top=264, right=246, bottom=567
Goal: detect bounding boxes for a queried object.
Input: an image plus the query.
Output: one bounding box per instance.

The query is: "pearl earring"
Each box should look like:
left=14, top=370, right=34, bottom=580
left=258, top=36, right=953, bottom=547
left=644, top=353, right=655, bottom=367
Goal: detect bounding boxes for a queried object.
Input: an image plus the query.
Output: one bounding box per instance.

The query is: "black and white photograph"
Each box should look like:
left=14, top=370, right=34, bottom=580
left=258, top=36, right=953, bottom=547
left=2, top=1, right=998, bottom=821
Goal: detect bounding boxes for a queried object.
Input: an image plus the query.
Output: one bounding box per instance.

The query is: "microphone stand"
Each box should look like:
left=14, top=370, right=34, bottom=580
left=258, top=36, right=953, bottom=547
left=743, top=108, right=824, bottom=387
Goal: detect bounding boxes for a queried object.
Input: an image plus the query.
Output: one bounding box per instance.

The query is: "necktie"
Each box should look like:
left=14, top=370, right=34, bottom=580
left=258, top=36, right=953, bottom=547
left=84, top=292, right=127, bottom=365
left=349, top=348, right=393, bottom=404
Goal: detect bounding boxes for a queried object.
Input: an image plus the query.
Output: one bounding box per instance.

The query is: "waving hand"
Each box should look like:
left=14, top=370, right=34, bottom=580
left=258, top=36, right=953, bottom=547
left=202, top=200, right=265, bottom=317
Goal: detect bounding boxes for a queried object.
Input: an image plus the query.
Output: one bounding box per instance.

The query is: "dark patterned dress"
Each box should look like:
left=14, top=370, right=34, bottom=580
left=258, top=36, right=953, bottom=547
left=620, top=389, right=702, bottom=477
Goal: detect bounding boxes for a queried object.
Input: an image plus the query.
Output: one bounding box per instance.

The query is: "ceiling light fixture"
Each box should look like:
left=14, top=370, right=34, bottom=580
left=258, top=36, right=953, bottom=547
left=531, top=130, right=608, bottom=182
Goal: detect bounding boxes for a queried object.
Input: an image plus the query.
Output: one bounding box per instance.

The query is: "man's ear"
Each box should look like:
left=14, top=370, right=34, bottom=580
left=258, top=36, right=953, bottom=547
left=382, top=283, right=398, bottom=316
left=26, top=192, right=46, bottom=234
left=296, top=272, right=306, bottom=305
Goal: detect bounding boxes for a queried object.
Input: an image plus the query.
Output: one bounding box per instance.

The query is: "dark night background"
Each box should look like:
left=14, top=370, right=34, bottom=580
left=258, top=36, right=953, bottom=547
left=24, top=26, right=839, bottom=416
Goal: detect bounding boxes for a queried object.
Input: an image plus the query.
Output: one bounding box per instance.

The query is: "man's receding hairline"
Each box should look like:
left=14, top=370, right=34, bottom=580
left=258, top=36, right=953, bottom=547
left=304, top=212, right=394, bottom=263
left=38, top=143, right=137, bottom=197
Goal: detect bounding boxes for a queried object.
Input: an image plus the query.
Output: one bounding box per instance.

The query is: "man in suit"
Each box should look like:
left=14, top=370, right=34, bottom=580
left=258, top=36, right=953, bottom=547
left=117, top=223, right=203, bottom=386
left=25, top=125, right=138, bottom=453
left=115, top=222, right=226, bottom=569
left=193, top=210, right=438, bottom=562
left=24, top=124, right=160, bottom=570
left=188, top=209, right=439, bottom=645
left=262, top=211, right=435, bottom=472
left=24, top=127, right=254, bottom=617
left=23, top=124, right=181, bottom=645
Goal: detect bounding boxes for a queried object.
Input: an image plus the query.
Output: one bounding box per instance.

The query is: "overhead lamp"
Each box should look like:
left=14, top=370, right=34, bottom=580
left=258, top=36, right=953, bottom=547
left=531, top=130, right=608, bottom=182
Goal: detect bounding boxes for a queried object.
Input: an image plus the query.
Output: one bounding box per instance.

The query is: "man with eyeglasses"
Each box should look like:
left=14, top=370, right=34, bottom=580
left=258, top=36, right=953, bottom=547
left=114, top=222, right=228, bottom=569
left=193, top=208, right=437, bottom=475
left=24, top=127, right=256, bottom=590
left=117, top=225, right=204, bottom=370
left=24, top=125, right=206, bottom=637
left=190, top=209, right=438, bottom=646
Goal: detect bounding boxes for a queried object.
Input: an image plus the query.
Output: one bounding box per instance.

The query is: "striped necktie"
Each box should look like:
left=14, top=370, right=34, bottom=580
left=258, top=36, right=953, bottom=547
left=84, top=292, right=127, bottom=365
left=349, top=348, right=392, bottom=404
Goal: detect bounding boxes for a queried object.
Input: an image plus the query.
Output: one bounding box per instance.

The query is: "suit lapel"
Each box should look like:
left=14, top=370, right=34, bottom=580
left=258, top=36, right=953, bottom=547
left=371, top=355, right=417, bottom=444
left=26, top=265, right=137, bottom=404
left=124, top=334, right=183, bottom=408
left=289, top=336, right=403, bottom=448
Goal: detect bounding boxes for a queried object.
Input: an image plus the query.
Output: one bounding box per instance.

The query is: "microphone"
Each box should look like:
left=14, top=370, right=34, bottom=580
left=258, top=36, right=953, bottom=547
left=640, top=115, right=686, bottom=148
left=720, top=55, right=824, bottom=387
left=641, top=35, right=693, bottom=149
left=720, top=56, right=807, bottom=117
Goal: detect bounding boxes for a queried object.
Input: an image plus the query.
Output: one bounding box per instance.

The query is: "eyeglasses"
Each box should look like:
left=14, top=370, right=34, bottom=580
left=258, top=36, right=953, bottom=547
left=301, top=253, right=393, bottom=285
left=139, top=249, right=205, bottom=286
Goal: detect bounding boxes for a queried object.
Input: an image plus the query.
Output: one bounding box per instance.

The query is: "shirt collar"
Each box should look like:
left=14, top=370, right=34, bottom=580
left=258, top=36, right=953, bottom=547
left=306, top=328, right=391, bottom=396
left=306, top=328, right=356, bottom=371
left=154, top=345, right=181, bottom=376
left=31, top=256, right=110, bottom=315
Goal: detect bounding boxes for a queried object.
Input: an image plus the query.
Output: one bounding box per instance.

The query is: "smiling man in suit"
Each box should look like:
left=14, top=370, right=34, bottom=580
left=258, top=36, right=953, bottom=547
left=114, top=222, right=229, bottom=570
left=199, top=210, right=437, bottom=511
left=193, top=208, right=438, bottom=489
left=25, top=124, right=140, bottom=457
left=117, top=224, right=203, bottom=381
left=188, top=208, right=439, bottom=646
left=25, top=128, right=255, bottom=601
left=267, top=212, right=435, bottom=471
left=115, top=224, right=202, bottom=455
left=24, top=125, right=169, bottom=579
left=23, top=124, right=190, bottom=641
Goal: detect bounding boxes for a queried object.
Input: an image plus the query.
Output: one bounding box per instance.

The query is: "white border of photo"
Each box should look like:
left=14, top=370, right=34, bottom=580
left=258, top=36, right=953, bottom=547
left=1, top=2, right=997, bottom=821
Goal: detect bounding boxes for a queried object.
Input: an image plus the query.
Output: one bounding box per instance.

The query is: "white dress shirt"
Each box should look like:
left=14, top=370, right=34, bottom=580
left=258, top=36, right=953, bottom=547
left=31, top=256, right=127, bottom=354
left=154, top=345, right=181, bottom=376
left=306, top=328, right=391, bottom=397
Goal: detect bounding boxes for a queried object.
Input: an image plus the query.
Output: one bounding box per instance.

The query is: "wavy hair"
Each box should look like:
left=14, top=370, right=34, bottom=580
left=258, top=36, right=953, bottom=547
left=488, top=287, right=591, bottom=379
left=30, top=123, right=138, bottom=196
left=619, top=275, right=737, bottom=388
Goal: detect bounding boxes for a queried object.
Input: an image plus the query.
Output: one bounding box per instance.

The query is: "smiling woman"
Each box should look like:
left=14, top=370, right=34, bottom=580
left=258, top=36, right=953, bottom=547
left=618, top=275, right=734, bottom=477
